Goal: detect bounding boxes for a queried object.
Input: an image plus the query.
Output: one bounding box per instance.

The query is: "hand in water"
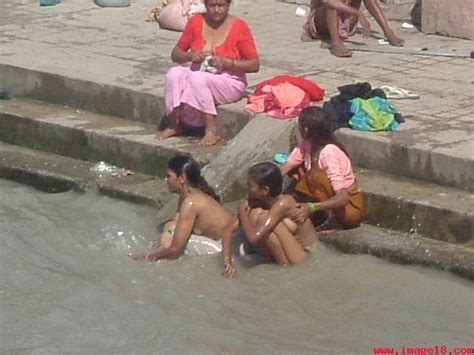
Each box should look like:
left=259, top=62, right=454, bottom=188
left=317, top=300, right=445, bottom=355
left=130, top=251, right=146, bottom=260
left=129, top=250, right=160, bottom=261
left=223, top=263, right=237, bottom=278
left=145, top=252, right=161, bottom=262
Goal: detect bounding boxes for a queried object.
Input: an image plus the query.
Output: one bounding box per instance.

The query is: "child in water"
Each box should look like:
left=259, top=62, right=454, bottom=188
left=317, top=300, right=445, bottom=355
left=222, top=162, right=318, bottom=278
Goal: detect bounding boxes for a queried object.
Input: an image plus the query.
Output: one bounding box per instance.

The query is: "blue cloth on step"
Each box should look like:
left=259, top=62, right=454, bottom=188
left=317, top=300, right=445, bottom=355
left=349, top=96, right=401, bottom=132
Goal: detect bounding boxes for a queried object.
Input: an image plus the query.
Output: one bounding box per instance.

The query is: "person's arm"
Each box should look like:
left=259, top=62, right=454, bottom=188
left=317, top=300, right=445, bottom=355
left=209, top=20, right=260, bottom=73
left=171, top=46, right=212, bottom=64
left=171, top=15, right=212, bottom=64
left=290, top=189, right=349, bottom=224
left=222, top=215, right=240, bottom=278
left=145, top=199, right=197, bottom=261
left=238, top=198, right=287, bottom=245
left=208, top=56, right=259, bottom=73
left=280, top=161, right=301, bottom=177
left=171, top=46, right=192, bottom=64
left=322, top=0, right=371, bottom=37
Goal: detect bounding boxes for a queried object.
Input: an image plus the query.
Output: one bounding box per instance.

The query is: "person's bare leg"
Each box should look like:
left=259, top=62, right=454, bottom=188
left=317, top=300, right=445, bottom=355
left=157, top=106, right=182, bottom=140
left=272, top=222, right=307, bottom=265
left=315, top=5, right=352, bottom=57
left=199, top=112, right=223, bottom=147
left=301, top=0, right=318, bottom=41
left=361, top=0, right=404, bottom=46
left=255, top=210, right=306, bottom=265
left=265, top=233, right=290, bottom=266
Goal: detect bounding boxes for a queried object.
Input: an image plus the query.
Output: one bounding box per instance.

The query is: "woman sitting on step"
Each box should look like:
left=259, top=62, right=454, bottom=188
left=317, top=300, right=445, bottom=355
left=280, top=106, right=365, bottom=230
left=158, top=0, right=260, bottom=146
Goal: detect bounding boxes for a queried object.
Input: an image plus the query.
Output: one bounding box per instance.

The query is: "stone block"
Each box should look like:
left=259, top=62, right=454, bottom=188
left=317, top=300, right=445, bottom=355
left=380, top=0, right=417, bottom=21
left=422, top=0, right=474, bottom=39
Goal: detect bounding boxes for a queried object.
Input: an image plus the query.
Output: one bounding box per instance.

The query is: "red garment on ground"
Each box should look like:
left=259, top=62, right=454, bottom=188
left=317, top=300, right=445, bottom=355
left=246, top=82, right=312, bottom=119
left=254, top=75, right=325, bottom=102
left=177, top=14, right=259, bottom=60
left=246, top=75, right=324, bottom=119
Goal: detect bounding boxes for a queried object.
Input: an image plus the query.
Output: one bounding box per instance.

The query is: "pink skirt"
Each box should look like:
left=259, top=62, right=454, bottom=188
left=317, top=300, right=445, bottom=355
left=165, top=65, right=247, bottom=127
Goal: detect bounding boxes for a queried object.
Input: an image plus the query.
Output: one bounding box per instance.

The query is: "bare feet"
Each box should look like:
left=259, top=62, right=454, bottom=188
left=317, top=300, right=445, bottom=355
left=301, top=30, right=317, bottom=42
left=386, top=30, right=404, bottom=47
left=198, top=131, right=223, bottom=147
left=156, top=127, right=180, bottom=140
left=329, top=41, right=352, bottom=57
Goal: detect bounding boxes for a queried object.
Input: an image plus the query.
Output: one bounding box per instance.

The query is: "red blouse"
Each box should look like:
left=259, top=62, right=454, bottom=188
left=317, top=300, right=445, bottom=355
left=177, top=14, right=259, bottom=60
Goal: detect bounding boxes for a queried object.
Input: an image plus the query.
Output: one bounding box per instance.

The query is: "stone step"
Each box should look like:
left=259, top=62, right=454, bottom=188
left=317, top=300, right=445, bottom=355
left=1, top=136, right=472, bottom=246
left=2, top=64, right=473, bottom=192
left=335, top=126, right=474, bottom=193
left=319, top=224, right=474, bottom=280
left=357, top=168, right=473, bottom=245
left=0, top=97, right=221, bottom=176
left=0, top=141, right=171, bottom=208
left=0, top=64, right=250, bottom=140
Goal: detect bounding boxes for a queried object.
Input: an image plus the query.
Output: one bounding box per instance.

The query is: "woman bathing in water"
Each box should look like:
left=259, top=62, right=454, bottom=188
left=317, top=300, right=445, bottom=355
left=132, top=155, right=234, bottom=261
left=222, top=162, right=319, bottom=278
left=158, top=0, right=260, bottom=146
left=302, top=0, right=404, bottom=57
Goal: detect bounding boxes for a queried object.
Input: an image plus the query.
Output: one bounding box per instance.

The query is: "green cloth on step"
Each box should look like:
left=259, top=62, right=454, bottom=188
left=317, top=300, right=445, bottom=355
left=349, top=97, right=400, bottom=132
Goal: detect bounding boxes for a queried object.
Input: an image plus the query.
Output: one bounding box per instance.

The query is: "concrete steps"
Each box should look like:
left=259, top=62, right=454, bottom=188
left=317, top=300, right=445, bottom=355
left=358, top=168, right=473, bottom=245
left=0, top=142, right=171, bottom=208
left=0, top=97, right=220, bottom=176
left=0, top=95, right=472, bottom=245
left=0, top=74, right=472, bottom=246
left=0, top=64, right=251, bottom=140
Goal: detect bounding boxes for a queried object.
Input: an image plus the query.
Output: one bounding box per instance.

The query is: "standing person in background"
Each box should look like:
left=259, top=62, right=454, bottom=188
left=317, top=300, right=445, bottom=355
left=158, top=0, right=260, bottom=146
left=301, top=0, right=404, bottom=57
left=280, top=106, right=365, bottom=230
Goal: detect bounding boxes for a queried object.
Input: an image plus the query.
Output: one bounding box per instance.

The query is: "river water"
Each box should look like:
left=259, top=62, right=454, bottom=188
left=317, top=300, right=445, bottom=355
left=1, top=179, right=472, bottom=354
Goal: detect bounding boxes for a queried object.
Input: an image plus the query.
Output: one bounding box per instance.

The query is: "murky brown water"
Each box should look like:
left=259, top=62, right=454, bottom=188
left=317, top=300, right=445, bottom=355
left=1, top=179, right=473, bottom=354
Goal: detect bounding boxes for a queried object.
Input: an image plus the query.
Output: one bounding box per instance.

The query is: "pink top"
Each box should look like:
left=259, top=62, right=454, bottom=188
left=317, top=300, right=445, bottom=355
left=287, top=141, right=356, bottom=191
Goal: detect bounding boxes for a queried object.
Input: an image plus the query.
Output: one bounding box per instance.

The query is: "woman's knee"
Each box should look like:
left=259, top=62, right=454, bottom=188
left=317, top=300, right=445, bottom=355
left=187, top=71, right=212, bottom=90
left=166, top=66, right=189, bottom=84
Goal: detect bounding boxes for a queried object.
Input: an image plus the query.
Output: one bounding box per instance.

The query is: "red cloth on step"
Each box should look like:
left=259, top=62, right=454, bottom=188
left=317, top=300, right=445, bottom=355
left=246, top=75, right=324, bottom=119
left=254, top=75, right=325, bottom=102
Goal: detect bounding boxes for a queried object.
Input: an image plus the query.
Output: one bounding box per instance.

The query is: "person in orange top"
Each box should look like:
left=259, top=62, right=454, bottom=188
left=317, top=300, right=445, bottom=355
left=158, top=0, right=260, bottom=146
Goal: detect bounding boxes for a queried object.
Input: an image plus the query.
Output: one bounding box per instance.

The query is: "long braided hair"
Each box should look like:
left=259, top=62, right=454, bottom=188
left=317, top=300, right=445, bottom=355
left=167, top=155, right=221, bottom=203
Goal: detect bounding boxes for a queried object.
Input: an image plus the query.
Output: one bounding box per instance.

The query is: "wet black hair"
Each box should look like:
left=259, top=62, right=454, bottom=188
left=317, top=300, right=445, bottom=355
left=248, top=162, right=282, bottom=198
left=168, top=155, right=221, bottom=202
left=298, top=106, right=351, bottom=160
